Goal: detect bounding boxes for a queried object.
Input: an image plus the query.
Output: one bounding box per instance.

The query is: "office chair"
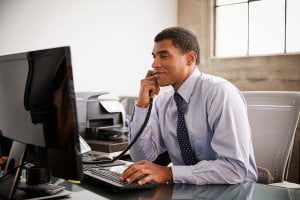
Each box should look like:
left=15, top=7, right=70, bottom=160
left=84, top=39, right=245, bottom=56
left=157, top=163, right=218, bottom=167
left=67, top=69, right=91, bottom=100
left=243, top=91, right=300, bottom=184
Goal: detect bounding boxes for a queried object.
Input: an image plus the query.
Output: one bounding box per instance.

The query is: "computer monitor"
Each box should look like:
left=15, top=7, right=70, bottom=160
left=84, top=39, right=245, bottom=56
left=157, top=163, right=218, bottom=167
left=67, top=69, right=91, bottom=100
left=0, top=47, right=83, bottom=199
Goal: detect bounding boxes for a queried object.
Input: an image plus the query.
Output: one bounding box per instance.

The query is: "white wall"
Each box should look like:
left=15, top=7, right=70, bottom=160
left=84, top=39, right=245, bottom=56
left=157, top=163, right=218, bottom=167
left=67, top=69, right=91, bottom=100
left=0, top=0, right=177, bottom=96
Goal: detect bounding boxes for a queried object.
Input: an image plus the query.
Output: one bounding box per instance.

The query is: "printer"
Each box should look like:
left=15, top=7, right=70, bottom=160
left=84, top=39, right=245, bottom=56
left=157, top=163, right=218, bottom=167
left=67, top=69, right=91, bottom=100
left=76, top=92, right=128, bottom=140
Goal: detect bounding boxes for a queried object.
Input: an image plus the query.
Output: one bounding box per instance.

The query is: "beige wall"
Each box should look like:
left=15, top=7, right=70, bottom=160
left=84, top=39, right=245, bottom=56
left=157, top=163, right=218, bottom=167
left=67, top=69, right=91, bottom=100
left=178, top=0, right=300, bottom=183
left=0, top=0, right=177, bottom=96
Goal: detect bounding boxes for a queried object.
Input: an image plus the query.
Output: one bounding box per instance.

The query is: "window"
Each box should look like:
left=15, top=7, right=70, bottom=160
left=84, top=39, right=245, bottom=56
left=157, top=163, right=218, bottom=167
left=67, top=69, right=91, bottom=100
left=215, top=0, right=300, bottom=57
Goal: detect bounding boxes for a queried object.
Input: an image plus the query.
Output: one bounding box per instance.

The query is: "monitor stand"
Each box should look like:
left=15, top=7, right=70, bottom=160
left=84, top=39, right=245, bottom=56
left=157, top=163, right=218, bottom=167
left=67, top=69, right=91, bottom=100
left=0, top=141, right=27, bottom=199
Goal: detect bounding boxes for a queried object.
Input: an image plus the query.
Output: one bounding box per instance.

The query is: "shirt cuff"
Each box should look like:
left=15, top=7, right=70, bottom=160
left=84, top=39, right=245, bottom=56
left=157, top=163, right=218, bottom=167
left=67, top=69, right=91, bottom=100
left=133, top=104, right=148, bottom=114
left=171, top=165, right=194, bottom=184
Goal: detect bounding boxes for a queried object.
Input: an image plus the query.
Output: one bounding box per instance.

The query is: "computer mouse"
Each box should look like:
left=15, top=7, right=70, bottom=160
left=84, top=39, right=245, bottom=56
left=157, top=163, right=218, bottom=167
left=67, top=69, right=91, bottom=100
left=93, top=155, right=113, bottom=161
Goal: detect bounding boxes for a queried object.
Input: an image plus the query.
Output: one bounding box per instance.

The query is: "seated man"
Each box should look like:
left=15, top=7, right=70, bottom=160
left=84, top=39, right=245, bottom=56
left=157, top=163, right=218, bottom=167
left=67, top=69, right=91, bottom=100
left=120, top=27, right=257, bottom=185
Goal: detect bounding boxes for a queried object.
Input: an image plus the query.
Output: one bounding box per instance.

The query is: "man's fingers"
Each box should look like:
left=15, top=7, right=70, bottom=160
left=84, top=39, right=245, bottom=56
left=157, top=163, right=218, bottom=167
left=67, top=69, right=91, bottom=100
left=140, top=83, right=159, bottom=97
left=145, top=70, right=154, bottom=78
left=124, top=168, right=153, bottom=184
left=150, top=86, right=160, bottom=98
left=142, top=76, right=157, bottom=84
left=125, top=170, right=145, bottom=183
left=141, top=77, right=158, bottom=91
left=137, top=174, right=154, bottom=185
left=120, top=166, right=137, bottom=181
left=120, top=161, right=147, bottom=181
left=138, top=72, right=159, bottom=107
left=121, top=164, right=134, bottom=176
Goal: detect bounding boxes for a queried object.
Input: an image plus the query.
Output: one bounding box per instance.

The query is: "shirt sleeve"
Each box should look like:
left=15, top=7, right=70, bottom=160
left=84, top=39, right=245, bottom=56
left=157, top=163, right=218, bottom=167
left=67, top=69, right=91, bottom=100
left=129, top=100, right=166, bottom=162
left=172, top=83, right=257, bottom=184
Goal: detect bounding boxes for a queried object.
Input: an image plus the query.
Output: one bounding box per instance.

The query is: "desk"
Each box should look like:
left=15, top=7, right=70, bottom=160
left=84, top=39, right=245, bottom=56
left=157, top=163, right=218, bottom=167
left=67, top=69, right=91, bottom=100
left=2, top=180, right=299, bottom=199
left=58, top=180, right=300, bottom=200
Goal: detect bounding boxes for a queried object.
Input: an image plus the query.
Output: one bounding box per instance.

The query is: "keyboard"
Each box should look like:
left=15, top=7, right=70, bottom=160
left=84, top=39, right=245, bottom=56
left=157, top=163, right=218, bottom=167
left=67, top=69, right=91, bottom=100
left=83, top=166, right=157, bottom=190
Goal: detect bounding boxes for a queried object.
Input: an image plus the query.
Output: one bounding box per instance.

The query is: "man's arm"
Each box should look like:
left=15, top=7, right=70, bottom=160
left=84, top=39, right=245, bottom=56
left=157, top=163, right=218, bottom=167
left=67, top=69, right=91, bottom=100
left=120, top=100, right=172, bottom=184
left=128, top=69, right=164, bottom=161
left=129, top=102, right=166, bottom=162
left=121, top=94, right=172, bottom=184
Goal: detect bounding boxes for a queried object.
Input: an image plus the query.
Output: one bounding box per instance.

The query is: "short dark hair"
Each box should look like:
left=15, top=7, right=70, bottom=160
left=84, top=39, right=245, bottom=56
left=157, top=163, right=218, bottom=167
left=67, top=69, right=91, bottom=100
left=154, top=27, right=200, bottom=65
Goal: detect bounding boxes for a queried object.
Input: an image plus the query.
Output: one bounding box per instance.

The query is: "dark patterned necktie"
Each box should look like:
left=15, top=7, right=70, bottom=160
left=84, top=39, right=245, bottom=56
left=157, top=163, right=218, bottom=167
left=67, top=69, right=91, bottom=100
left=174, top=92, right=198, bottom=165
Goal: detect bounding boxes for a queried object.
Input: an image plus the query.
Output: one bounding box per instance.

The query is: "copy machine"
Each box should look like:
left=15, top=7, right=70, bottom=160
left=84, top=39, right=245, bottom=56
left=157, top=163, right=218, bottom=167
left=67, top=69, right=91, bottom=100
left=76, top=92, right=128, bottom=154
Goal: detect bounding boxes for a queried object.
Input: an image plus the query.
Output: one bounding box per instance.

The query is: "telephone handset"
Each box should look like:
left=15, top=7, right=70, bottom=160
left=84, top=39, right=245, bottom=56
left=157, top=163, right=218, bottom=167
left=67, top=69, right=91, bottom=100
left=82, top=97, right=154, bottom=164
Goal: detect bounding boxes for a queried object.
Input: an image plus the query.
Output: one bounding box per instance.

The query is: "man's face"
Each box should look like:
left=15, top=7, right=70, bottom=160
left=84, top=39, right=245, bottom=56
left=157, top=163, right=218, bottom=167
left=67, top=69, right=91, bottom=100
left=151, top=39, right=190, bottom=90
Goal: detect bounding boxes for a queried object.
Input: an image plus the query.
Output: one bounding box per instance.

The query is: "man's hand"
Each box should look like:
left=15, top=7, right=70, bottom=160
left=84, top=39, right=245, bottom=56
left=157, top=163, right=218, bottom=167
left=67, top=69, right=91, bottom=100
left=137, top=70, right=160, bottom=108
left=120, top=160, right=173, bottom=185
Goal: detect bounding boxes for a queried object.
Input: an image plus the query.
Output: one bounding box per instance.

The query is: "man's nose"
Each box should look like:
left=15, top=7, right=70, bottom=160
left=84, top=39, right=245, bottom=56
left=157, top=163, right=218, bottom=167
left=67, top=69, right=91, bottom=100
left=152, top=58, right=161, bottom=68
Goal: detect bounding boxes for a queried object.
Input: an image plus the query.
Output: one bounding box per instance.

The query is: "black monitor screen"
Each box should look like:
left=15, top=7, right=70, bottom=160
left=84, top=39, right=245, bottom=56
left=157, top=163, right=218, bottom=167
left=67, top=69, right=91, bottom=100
left=0, top=47, right=83, bottom=199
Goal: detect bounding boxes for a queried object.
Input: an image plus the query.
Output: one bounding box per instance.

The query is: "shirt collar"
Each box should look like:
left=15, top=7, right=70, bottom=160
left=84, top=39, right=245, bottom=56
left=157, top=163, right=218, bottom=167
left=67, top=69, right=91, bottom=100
left=176, top=69, right=201, bottom=103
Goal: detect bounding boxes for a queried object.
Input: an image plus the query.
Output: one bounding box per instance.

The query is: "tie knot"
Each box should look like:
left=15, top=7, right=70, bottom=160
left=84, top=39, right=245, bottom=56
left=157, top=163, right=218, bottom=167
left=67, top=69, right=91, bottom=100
left=174, top=93, right=185, bottom=113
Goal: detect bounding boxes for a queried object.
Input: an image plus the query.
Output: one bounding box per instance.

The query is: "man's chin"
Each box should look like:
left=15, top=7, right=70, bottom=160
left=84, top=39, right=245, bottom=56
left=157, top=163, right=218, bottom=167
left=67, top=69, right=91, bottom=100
left=157, top=82, right=170, bottom=87
left=157, top=78, right=173, bottom=87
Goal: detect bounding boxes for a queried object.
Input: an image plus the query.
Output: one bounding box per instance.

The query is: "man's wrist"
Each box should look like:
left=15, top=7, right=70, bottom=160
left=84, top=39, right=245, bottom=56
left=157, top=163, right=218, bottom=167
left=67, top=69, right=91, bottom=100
left=136, top=102, right=149, bottom=108
left=137, top=97, right=150, bottom=108
left=166, top=167, right=173, bottom=183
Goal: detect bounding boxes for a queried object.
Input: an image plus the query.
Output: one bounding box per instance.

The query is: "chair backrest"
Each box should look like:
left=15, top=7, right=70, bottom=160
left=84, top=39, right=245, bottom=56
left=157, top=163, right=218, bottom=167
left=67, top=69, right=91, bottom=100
left=243, top=91, right=300, bottom=183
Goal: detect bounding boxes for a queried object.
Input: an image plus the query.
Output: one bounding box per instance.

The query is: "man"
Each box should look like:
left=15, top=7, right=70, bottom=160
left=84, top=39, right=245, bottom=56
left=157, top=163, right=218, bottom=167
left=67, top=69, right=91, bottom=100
left=120, top=27, right=257, bottom=185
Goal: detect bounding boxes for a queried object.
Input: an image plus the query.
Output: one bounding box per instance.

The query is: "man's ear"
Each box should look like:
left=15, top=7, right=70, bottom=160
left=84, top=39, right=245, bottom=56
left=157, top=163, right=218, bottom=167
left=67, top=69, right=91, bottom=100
left=186, top=51, right=197, bottom=66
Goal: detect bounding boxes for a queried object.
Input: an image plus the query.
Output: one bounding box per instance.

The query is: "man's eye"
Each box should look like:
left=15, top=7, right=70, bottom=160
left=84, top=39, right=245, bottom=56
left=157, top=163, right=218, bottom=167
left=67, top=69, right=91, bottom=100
left=160, top=54, right=168, bottom=58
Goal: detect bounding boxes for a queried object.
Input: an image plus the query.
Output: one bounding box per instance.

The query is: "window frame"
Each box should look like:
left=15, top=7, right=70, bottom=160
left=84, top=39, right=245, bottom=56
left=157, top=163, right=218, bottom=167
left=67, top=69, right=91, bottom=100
left=213, top=0, right=300, bottom=58
left=199, top=0, right=300, bottom=71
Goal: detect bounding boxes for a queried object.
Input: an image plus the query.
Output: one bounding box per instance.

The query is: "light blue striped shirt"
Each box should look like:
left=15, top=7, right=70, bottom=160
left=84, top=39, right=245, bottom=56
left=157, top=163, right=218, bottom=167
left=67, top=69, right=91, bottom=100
left=129, top=69, right=257, bottom=184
